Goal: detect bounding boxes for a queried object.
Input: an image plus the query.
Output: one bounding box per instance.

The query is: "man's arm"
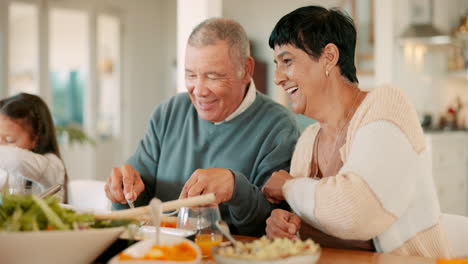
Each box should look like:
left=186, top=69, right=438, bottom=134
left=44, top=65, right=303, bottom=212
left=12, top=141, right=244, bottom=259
left=225, top=128, right=299, bottom=236
left=111, top=108, right=162, bottom=210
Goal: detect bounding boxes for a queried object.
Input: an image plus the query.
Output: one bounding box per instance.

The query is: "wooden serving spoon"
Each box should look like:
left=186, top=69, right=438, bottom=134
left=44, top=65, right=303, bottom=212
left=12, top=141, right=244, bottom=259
left=94, top=193, right=215, bottom=221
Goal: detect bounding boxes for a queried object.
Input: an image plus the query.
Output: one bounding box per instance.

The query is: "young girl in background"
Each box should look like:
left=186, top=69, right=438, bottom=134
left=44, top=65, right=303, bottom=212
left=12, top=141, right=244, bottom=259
left=0, top=93, right=67, bottom=202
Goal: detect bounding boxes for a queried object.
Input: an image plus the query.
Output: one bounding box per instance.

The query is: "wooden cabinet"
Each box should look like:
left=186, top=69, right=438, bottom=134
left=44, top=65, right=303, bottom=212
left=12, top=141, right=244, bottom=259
left=426, top=132, right=468, bottom=216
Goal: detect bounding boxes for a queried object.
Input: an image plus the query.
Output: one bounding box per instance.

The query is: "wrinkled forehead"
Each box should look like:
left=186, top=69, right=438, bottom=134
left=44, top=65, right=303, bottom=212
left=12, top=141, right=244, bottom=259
left=185, top=43, right=241, bottom=71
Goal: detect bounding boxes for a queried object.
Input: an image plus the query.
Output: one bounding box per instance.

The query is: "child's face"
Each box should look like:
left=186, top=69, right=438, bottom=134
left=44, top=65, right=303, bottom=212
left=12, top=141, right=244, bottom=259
left=0, top=114, right=36, bottom=150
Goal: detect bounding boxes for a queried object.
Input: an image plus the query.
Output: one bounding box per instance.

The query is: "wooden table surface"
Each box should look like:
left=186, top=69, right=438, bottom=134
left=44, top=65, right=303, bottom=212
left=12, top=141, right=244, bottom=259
left=201, top=235, right=437, bottom=264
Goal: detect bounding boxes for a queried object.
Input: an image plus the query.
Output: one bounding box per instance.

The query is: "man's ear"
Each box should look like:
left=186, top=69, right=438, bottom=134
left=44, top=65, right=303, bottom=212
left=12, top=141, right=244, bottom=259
left=321, top=43, right=339, bottom=73
left=242, top=56, right=255, bottom=83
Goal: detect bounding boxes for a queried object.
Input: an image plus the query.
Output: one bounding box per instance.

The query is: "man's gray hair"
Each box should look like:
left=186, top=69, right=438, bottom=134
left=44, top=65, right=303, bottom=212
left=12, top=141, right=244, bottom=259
left=188, top=18, right=250, bottom=64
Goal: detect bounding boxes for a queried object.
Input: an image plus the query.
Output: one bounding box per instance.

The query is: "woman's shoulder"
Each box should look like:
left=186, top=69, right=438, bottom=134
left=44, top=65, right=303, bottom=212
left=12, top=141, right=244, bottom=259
left=367, top=85, right=411, bottom=105
left=351, top=85, right=425, bottom=153
left=301, top=123, right=320, bottom=137
left=295, top=123, right=320, bottom=150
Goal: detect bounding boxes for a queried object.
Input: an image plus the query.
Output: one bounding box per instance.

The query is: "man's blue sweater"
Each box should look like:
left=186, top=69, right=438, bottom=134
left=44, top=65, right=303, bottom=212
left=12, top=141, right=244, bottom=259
left=114, top=92, right=300, bottom=236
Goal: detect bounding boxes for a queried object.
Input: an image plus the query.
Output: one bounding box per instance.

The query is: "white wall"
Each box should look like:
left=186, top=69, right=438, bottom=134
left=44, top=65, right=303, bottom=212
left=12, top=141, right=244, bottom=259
left=113, top=0, right=174, bottom=160
left=222, top=0, right=376, bottom=103
left=9, top=12, right=37, bottom=73
left=176, top=0, right=222, bottom=93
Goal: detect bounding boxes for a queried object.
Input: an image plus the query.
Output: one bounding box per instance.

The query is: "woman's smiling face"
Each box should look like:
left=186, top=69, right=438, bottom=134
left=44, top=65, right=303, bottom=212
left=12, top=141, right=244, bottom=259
left=273, top=44, right=327, bottom=117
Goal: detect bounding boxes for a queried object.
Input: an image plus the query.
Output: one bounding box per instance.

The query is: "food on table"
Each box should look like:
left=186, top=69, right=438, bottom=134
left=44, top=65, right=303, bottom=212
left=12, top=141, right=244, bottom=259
left=160, top=216, right=177, bottom=228
left=438, top=260, right=468, bottom=264
left=118, top=242, right=198, bottom=261
left=160, top=222, right=177, bottom=228
left=195, top=233, right=223, bottom=257
left=0, top=193, right=133, bottom=231
left=216, top=236, right=319, bottom=260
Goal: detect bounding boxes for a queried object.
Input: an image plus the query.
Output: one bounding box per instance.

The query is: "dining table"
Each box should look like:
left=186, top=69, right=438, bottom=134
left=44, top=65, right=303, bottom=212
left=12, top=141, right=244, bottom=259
left=96, top=234, right=438, bottom=264
left=199, top=235, right=438, bottom=264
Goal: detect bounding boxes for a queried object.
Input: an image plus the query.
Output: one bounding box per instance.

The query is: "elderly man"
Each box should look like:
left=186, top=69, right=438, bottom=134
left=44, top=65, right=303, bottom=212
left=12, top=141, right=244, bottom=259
left=104, top=18, right=300, bottom=236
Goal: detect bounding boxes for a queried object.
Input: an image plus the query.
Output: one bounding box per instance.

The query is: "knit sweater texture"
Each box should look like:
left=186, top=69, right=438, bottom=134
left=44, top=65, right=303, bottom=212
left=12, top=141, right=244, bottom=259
left=284, top=85, right=451, bottom=258
left=114, top=91, right=300, bottom=236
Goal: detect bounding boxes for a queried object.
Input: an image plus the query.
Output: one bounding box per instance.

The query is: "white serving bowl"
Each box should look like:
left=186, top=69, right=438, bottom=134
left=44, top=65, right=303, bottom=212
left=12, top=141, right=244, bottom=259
left=0, top=227, right=124, bottom=264
left=109, top=233, right=201, bottom=264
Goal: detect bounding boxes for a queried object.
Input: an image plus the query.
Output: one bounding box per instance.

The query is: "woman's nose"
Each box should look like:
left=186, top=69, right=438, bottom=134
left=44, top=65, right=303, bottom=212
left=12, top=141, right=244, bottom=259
left=274, top=68, right=287, bottom=86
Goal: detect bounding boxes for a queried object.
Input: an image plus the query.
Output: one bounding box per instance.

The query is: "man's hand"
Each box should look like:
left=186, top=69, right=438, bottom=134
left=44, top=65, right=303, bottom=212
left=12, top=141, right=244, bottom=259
left=262, top=170, right=293, bottom=204
left=104, top=164, right=145, bottom=204
left=179, top=168, right=235, bottom=204
left=266, top=209, right=301, bottom=239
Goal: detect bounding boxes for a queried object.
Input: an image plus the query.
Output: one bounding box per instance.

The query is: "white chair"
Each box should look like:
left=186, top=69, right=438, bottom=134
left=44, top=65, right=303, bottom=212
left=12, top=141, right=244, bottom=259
left=442, top=213, right=468, bottom=258
left=67, top=179, right=110, bottom=211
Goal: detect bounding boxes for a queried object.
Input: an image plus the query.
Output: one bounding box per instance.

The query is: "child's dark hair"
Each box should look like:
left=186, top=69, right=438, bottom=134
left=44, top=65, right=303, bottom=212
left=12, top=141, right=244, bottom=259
left=0, top=93, right=68, bottom=201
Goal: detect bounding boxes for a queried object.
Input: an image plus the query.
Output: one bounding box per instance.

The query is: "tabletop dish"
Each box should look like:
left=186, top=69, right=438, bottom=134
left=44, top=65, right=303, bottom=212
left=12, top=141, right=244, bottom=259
left=0, top=194, right=130, bottom=264
left=120, top=225, right=196, bottom=240
left=212, top=236, right=320, bottom=264
left=109, top=233, right=201, bottom=264
left=0, top=226, right=124, bottom=264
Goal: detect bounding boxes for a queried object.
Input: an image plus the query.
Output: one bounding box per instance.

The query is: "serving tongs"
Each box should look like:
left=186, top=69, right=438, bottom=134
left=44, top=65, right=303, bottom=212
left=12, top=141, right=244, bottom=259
left=39, top=184, right=62, bottom=199
left=94, top=193, right=215, bottom=221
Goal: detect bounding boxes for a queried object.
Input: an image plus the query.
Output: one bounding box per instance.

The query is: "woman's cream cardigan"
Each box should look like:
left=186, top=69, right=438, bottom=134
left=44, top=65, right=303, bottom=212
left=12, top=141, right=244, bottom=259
left=283, top=85, right=451, bottom=258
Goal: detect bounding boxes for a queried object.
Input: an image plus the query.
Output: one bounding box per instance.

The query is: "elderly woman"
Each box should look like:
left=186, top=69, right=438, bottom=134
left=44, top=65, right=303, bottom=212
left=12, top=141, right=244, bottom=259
left=262, top=6, right=451, bottom=258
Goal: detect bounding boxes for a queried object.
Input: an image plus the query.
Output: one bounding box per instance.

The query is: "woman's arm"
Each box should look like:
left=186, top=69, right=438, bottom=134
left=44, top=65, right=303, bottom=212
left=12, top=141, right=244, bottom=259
left=262, top=170, right=293, bottom=203
left=284, top=121, right=424, bottom=241
left=299, top=221, right=375, bottom=251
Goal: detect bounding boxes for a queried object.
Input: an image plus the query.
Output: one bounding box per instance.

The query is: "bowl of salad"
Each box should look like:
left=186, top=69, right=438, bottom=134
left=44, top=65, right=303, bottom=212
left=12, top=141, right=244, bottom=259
left=0, top=194, right=131, bottom=264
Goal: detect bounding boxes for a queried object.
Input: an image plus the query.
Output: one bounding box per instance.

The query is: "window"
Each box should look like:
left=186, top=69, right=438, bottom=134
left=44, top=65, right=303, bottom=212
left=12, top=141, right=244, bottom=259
left=8, top=2, right=38, bottom=95
left=97, top=14, right=121, bottom=138
left=49, top=8, right=88, bottom=127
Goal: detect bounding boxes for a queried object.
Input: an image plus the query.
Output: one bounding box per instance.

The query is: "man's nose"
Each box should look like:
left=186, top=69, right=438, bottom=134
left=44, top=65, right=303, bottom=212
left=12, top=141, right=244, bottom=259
left=274, top=68, right=287, bottom=86
left=192, top=79, right=210, bottom=97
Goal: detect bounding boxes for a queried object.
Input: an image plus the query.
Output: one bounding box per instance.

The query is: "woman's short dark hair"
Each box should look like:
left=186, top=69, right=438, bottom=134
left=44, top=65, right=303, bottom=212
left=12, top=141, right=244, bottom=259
left=269, top=5, right=359, bottom=84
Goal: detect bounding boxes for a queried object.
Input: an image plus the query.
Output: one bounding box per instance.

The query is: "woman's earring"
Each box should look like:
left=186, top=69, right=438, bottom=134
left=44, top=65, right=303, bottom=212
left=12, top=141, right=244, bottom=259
left=325, top=70, right=329, bottom=77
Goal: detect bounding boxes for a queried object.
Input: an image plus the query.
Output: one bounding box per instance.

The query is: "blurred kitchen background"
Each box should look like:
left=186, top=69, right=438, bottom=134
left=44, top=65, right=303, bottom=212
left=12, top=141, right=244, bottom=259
left=0, top=0, right=467, bottom=215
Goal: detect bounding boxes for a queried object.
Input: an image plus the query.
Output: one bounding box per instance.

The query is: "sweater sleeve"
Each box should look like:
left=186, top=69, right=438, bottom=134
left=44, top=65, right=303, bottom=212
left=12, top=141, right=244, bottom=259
left=284, top=121, right=424, bottom=240
left=112, top=108, right=162, bottom=210
left=0, top=146, right=65, bottom=188
left=226, top=127, right=299, bottom=236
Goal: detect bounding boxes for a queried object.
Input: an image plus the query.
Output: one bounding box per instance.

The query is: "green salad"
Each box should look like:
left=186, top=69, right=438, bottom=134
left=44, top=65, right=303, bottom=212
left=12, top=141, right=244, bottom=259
left=0, top=194, right=133, bottom=232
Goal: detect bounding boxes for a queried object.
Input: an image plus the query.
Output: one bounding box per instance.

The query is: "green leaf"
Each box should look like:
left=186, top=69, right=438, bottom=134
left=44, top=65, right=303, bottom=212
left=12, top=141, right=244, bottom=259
left=31, top=195, right=68, bottom=230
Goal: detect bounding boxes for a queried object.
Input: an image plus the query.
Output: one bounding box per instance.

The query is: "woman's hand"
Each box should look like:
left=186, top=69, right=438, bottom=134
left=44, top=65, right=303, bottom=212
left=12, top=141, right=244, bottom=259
left=266, top=209, right=301, bottom=239
left=262, top=170, right=293, bottom=204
